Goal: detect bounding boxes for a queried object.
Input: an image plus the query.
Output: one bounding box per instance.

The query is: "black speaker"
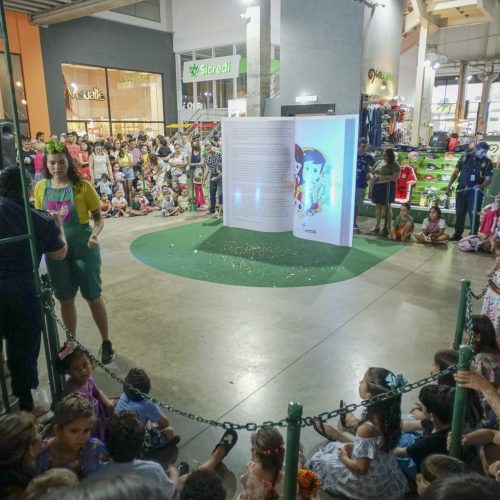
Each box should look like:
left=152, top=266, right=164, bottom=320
left=0, top=120, right=16, bottom=170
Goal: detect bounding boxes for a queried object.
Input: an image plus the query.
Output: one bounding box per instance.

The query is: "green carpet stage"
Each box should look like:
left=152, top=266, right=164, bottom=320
left=130, top=220, right=404, bottom=287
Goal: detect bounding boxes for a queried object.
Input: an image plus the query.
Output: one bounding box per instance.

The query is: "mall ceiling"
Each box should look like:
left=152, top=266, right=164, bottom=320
left=4, top=0, right=142, bottom=25
left=402, top=0, right=499, bottom=53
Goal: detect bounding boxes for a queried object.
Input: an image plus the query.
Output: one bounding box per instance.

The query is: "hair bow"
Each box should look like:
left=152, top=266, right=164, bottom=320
left=385, top=372, right=407, bottom=390
left=58, top=340, right=76, bottom=360
left=45, top=139, right=66, bottom=154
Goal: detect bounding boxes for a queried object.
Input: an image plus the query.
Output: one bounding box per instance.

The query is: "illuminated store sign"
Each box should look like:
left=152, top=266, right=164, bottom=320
left=367, top=68, right=394, bottom=84
left=67, top=87, right=106, bottom=101
left=183, top=55, right=241, bottom=83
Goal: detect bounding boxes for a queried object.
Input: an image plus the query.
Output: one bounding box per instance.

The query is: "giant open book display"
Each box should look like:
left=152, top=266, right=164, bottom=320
left=222, top=116, right=358, bottom=247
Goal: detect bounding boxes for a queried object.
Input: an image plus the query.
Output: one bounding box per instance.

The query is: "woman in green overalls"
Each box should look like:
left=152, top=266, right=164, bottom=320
left=34, top=140, right=115, bottom=364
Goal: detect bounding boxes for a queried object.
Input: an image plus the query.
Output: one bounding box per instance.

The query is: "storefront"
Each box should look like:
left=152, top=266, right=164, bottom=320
left=62, top=63, right=164, bottom=139
left=1, top=10, right=50, bottom=138
left=176, top=43, right=280, bottom=121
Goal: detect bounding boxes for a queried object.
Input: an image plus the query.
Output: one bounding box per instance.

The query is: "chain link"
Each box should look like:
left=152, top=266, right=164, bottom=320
left=42, top=295, right=469, bottom=430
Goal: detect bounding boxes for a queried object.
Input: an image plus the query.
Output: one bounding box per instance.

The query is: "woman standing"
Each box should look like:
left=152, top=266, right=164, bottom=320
left=116, top=142, right=134, bottom=202
left=369, top=148, right=400, bottom=234
left=34, top=140, right=115, bottom=364
left=168, top=142, right=188, bottom=187
left=89, top=142, right=113, bottom=184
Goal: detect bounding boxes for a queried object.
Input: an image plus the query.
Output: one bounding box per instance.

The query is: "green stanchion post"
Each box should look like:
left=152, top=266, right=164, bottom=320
left=284, top=401, right=302, bottom=500
left=189, top=168, right=197, bottom=212
left=471, top=188, right=479, bottom=235
left=449, top=344, right=473, bottom=459
left=454, top=280, right=470, bottom=350
left=41, top=278, right=64, bottom=405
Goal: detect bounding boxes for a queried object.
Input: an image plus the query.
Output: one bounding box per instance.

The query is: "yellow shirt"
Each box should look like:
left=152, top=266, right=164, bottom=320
left=34, top=179, right=100, bottom=225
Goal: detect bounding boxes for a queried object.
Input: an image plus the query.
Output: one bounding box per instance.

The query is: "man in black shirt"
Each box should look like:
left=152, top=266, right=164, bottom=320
left=445, top=142, right=493, bottom=240
left=0, top=167, right=67, bottom=411
left=20, top=136, right=36, bottom=177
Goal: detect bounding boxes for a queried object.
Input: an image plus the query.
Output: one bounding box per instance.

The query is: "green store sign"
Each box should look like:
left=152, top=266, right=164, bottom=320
left=183, top=55, right=241, bottom=83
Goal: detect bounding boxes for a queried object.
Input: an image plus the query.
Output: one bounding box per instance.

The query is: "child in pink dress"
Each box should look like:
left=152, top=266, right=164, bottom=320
left=239, top=428, right=303, bottom=500
left=482, top=245, right=500, bottom=343
left=56, top=343, right=114, bottom=442
left=478, top=195, right=500, bottom=251
left=193, top=172, right=206, bottom=207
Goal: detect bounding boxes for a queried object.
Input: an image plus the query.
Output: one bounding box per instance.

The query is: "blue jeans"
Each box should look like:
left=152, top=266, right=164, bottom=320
left=453, top=189, right=483, bottom=239
left=209, top=180, right=222, bottom=213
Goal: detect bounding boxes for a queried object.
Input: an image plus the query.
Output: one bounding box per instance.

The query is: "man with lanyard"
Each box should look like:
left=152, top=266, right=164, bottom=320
left=203, top=142, right=222, bottom=215
left=445, top=141, right=493, bottom=241
left=0, top=167, right=67, bottom=413
left=354, top=138, right=374, bottom=232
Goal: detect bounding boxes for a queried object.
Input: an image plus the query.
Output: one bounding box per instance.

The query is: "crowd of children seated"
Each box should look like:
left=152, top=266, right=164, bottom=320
left=2, top=265, right=500, bottom=499
left=21, top=130, right=223, bottom=221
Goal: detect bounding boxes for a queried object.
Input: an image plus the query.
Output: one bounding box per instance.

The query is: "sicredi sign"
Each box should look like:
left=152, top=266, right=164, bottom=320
left=183, top=55, right=241, bottom=83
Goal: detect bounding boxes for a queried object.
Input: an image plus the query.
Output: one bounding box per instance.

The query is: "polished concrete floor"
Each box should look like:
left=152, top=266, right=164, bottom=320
left=40, top=212, right=493, bottom=498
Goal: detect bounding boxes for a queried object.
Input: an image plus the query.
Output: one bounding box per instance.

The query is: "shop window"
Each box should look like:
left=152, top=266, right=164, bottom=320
left=0, top=53, right=29, bottom=135
left=236, top=43, right=247, bottom=58
left=107, top=68, right=163, bottom=122
left=195, top=48, right=213, bottom=59
left=466, top=83, right=483, bottom=103
left=62, top=63, right=164, bottom=140
left=61, top=64, right=109, bottom=122
left=180, top=52, right=194, bottom=108
left=197, top=81, right=213, bottom=108
left=274, top=46, right=280, bottom=60
left=487, top=101, right=500, bottom=134
left=215, top=79, right=233, bottom=108
left=214, top=45, right=233, bottom=57
left=113, top=0, right=161, bottom=22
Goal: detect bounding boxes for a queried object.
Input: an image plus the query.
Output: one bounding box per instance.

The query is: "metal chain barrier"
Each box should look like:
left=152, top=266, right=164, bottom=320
left=43, top=297, right=469, bottom=431
left=469, top=263, right=500, bottom=301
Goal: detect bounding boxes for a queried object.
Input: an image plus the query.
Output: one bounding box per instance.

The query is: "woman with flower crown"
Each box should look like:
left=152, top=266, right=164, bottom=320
left=308, top=367, right=408, bottom=499
left=34, top=140, right=115, bottom=365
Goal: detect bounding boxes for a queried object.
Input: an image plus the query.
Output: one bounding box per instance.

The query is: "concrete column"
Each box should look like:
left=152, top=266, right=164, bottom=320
left=476, top=70, right=498, bottom=134
left=246, top=0, right=271, bottom=117
left=419, top=67, right=436, bottom=145
left=411, top=19, right=428, bottom=145
left=454, top=62, right=468, bottom=133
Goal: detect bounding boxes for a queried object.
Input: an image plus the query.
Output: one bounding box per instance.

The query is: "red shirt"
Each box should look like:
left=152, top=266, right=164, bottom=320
left=66, top=143, right=81, bottom=160
left=395, top=165, right=417, bottom=202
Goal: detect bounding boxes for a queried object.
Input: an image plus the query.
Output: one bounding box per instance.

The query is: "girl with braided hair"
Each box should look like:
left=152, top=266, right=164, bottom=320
left=239, top=428, right=295, bottom=500
left=308, top=367, right=408, bottom=499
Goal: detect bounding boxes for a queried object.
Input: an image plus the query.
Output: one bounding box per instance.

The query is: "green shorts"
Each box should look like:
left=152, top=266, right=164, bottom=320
left=46, top=224, right=102, bottom=301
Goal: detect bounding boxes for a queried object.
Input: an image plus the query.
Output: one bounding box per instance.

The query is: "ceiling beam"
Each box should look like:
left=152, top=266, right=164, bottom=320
left=428, top=0, right=478, bottom=13
left=4, top=1, right=41, bottom=13
left=31, top=0, right=142, bottom=26
left=411, top=0, right=439, bottom=27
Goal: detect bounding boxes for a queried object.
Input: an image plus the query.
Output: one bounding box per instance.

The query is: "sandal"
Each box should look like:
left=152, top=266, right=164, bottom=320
left=177, top=461, right=189, bottom=476
left=312, top=420, right=336, bottom=441
left=212, top=429, right=238, bottom=457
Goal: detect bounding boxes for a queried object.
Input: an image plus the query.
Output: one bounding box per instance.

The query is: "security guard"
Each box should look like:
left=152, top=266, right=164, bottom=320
left=445, top=142, right=493, bottom=241
left=0, top=167, right=67, bottom=412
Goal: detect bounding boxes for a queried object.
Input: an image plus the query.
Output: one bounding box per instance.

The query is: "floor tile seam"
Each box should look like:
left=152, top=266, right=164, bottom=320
left=176, top=249, right=441, bottom=449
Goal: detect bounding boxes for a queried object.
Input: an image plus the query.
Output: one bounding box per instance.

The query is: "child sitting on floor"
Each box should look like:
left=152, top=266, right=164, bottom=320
left=416, top=454, right=466, bottom=497
left=138, top=189, right=154, bottom=213
left=129, top=193, right=148, bottom=216
left=239, top=427, right=303, bottom=500
left=177, top=187, right=190, bottom=212
left=478, top=194, right=500, bottom=252
left=100, top=194, right=112, bottom=218
left=111, top=190, right=129, bottom=217
left=89, top=412, right=177, bottom=499
left=37, top=393, right=108, bottom=479
left=96, top=173, right=113, bottom=201
left=395, top=385, right=454, bottom=478
left=390, top=202, right=414, bottom=241
left=56, top=343, right=114, bottom=442
left=161, top=193, right=179, bottom=217
left=415, top=206, right=449, bottom=244
left=115, top=368, right=180, bottom=453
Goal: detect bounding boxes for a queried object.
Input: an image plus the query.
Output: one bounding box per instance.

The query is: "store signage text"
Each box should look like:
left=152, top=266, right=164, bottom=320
left=183, top=55, right=241, bottom=83
left=122, top=74, right=149, bottom=84
left=67, top=87, right=106, bottom=101
left=367, top=68, right=394, bottom=84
